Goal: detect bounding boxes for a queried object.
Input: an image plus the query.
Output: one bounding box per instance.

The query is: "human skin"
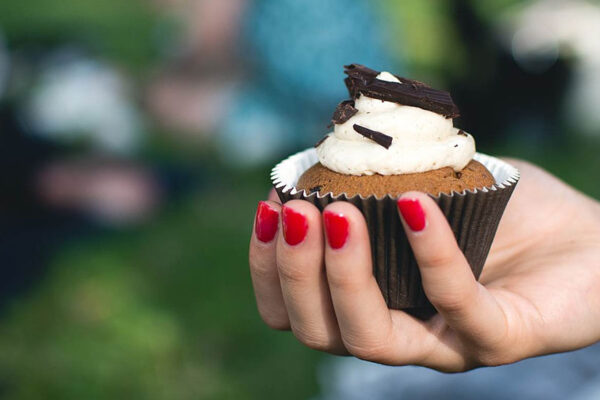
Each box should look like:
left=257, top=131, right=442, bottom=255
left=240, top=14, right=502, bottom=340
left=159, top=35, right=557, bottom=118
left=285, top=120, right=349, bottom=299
left=248, top=159, right=600, bottom=372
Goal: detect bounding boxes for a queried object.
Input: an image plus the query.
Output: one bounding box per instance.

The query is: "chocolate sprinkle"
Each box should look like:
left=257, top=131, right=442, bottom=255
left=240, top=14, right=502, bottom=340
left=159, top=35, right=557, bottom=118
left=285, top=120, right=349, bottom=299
left=314, top=135, right=329, bottom=148
left=353, top=124, right=393, bottom=149
left=331, top=100, right=358, bottom=125
left=343, top=64, right=460, bottom=118
left=457, top=130, right=467, bottom=136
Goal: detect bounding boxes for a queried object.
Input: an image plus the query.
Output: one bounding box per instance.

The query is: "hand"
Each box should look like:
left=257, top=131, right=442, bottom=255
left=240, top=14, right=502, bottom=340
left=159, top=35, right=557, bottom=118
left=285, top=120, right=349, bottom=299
left=248, top=160, right=600, bottom=371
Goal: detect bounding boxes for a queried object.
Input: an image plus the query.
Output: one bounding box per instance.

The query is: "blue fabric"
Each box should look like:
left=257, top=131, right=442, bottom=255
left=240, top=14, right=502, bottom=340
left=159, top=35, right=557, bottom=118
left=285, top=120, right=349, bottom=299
left=219, top=0, right=401, bottom=164
left=316, top=343, right=600, bottom=400
left=243, top=0, right=395, bottom=109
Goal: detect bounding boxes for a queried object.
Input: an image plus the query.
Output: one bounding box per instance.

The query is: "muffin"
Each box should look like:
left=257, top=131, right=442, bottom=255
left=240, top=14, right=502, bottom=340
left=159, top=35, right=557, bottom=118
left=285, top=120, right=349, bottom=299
left=297, top=64, right=495, bottom=197
left=297, top=161, right=494, bottom=198
left=271, top=64, right=520, bottom=314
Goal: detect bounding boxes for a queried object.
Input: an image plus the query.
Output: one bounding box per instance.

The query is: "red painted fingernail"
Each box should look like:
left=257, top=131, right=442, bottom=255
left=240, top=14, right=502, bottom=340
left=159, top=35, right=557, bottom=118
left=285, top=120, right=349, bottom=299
left=397, top=198, right=426, bottom=232
left=323, top=211, right=349, bottom=249
left=255, top=201, right=279, bottom=243
left=282, top=205, right=308, bottom=246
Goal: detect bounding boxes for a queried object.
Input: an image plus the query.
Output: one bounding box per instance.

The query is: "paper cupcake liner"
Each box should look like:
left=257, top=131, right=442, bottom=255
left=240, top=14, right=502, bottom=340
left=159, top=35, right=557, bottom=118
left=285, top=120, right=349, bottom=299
left=271, top=149, right=520, bottom=315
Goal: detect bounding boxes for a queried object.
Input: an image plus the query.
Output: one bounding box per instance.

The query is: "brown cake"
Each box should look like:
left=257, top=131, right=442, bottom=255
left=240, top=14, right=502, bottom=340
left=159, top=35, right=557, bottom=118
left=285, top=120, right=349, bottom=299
left=297, top=160, right=494, bottom=197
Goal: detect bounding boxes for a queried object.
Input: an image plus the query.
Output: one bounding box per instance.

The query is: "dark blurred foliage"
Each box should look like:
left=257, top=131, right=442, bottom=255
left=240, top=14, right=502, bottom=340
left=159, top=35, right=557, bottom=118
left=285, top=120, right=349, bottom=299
left=0, top=0, right=160, bottom=69
left=448, top=0, right=571, bottom=145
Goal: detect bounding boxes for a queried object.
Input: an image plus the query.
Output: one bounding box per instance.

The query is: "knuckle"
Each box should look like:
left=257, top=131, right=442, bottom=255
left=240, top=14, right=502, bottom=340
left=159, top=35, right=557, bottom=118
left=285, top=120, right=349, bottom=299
left=422, top=248, right=459, bottom=268
left=259, top=308, right=290, bottom=331
left=430, top=359, right=475, bottom=373
left=426, top=283, right=476, bottom=314
left=344, top=339, right=390, bottom=361
left=249, top=259, right=276, bottom=281
left=472, top=338, right=520, bottom=367
left=410, top=334, right=440, bottom=367
left=341, top=329, right=393, bottom=362
left=429, top=291, right=471, bottom=314
left=276, top=259, right=312, bottom=284
left=465, top=336, right=516, bottom=367
left=472, top=349, right=510, bottom=367
left=451, top=357, right=481, bottom=372
left=292, top=327, right=333, bottom=352
left=326, top=269, right=364, bottom=293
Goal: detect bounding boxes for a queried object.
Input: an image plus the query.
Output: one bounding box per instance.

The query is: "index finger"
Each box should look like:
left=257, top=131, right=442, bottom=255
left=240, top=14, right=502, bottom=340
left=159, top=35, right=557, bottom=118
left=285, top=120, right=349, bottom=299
left=322, top=202, right=438, bottom=365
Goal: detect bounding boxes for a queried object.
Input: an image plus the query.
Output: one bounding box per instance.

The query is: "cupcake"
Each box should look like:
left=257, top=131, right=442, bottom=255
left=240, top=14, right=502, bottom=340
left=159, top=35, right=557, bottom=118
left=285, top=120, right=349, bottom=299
left=272, top=64, right=519, bottom=314
left=299, top=64, right=494, bottom=197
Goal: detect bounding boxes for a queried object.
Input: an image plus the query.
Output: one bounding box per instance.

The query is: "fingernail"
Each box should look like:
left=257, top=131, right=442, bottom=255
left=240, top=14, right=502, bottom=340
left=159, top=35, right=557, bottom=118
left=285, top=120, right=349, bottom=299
left=397, top=198, right=426, bottom=232
left=323, top=211, right=349, bottom=250
left=282, top=205, right=308, bottom=246
left=255, top=201, right=279, bottom=243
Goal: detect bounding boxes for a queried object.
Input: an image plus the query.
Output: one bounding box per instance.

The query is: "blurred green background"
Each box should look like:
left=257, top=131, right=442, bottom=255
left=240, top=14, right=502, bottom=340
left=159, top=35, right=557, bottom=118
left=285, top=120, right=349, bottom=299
left=0, top=0, right=599, bottom=399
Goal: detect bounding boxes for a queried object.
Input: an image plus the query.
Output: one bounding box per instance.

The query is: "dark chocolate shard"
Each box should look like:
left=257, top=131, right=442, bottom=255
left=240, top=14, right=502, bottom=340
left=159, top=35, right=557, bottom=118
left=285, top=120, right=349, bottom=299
left=309, top=185, right=322, bottom=193
left=457, top=129, right=467, bottom=136
left=353, top=124, right=393, bottom=149
left=343, top=64, right=460, bottom=118
left=344, top=64, right=379, bottom=87
left=314, top=135, right=329, bottom=148
left=331, top=100, right=358, bottom=125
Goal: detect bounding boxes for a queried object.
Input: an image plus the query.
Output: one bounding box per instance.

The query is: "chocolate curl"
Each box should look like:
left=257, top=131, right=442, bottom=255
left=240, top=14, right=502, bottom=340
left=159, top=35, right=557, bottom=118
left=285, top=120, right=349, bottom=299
left=344, top=64, right=460, bottom=118
left=353, top=124, right=393, bottom=149
left=331, top=100, right=358, bottom=125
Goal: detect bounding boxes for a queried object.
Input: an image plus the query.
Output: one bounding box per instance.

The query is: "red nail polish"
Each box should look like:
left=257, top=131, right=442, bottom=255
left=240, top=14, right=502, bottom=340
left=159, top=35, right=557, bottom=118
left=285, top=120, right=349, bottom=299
left=255, top=201, right=279, bottom=243
left=282, top=205, right=308, bottom=246
left=323, top=211, right=349, bottom=249
left=397, top=198, right=426, bottom=232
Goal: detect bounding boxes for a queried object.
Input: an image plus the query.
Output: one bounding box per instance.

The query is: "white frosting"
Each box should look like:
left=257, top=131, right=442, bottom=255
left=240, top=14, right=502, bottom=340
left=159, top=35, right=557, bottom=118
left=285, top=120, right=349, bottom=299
left=317, top=72, right=475, bottom=176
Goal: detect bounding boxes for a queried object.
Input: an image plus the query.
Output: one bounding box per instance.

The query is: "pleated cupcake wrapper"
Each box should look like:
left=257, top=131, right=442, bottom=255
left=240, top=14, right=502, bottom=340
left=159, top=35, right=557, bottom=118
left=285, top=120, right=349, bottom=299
left=271, top=149, right=520, bottom=315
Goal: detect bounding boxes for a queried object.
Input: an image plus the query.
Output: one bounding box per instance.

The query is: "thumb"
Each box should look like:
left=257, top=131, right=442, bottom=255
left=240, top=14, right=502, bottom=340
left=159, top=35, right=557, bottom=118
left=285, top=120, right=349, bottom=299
left=396, top=192, right=505, bottom=346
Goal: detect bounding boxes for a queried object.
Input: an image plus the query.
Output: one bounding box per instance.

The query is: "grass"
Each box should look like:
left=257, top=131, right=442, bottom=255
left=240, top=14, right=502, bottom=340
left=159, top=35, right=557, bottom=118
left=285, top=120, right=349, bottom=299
left=0, top=0, right=160, bottom=70
left=0, top=161, right=322, bottom=399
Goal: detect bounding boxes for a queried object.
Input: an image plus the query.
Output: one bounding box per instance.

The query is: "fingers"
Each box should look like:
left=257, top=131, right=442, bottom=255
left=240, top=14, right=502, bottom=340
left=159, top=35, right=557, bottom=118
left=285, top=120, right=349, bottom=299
left=397, top=192, right=507, bottom=348
left=276, top=201, right=345, bottom=354
left=249, top=201, right=290, bottom=330
left=252, top=192, right=513, bottom=369
left=322, top=201, right=429, bottom=364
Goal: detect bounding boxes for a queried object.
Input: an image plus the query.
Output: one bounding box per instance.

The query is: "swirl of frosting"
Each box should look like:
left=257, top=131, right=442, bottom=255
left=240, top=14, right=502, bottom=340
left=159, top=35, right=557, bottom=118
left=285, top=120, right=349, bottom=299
left=317, top=72, right=475, bottom=176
